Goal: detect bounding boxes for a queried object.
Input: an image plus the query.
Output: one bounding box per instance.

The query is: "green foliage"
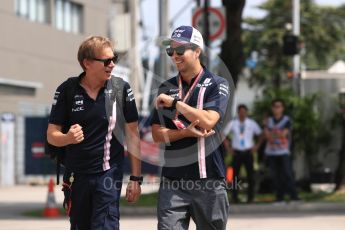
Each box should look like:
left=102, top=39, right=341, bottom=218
left=252, top=88, right=331, bottom=157
left=254, top=191, right=345, bottom=203
left=301, top=4, right=345, bottom=69
left=243, top=0, right=345, bottom=87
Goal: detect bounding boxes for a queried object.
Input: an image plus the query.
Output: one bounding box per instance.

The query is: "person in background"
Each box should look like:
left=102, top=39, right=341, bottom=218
left=223, top=104, right=264, bottom=203
left=264, top=99, right=300, bottom=203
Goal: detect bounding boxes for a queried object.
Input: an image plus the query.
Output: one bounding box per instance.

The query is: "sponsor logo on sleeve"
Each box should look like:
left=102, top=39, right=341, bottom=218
left=219, top=83, right=229, bottom=96
left=168, top=88, right=179, bottom=98
left=127, top=88, right=135, bottom=102
left=52, top=91, right=60, bottom=105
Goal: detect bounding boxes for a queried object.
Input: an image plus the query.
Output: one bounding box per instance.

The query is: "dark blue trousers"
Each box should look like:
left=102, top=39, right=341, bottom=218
left=63, top=166, right=123, bottom=230
left=267, top=155, right=299, bottom=201
left=232, top=150, right=255, bottom=202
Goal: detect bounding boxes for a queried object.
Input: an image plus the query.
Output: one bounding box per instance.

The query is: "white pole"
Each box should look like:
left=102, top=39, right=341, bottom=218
left=141, top=58, right=154, bottom=116
left=293, top=0, right=301, bottom=94
left=159, top=0, right=169, bottom=80
left=129, top=0, right=142, bottom=108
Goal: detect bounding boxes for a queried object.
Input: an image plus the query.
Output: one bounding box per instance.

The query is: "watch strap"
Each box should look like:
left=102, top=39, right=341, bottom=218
left=129, top=175, right=143, bottom=185
left=171, top=97, right=181, bottom=109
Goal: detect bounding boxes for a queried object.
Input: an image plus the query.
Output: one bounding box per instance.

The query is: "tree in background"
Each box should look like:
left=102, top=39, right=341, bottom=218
left=241, top=1, right=345, bottom=191
left=219, top=0, right=345, bottom=191
left=220, top=0, right=245, bottom=86
left=242, top=0, right=345, bottom=88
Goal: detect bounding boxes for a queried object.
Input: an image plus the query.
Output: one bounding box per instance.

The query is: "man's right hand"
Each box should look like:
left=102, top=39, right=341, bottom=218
left=184, top=120, right=215, bottom=138
left=67, top=124, right=84, bottom=144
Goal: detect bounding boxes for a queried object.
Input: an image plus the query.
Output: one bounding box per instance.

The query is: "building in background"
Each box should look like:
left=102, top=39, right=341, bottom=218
left=298, top=60, right=345, bottom=185
left=0, top=0, right=137, bottom=185
left=0, top=0, right=127, bottom=115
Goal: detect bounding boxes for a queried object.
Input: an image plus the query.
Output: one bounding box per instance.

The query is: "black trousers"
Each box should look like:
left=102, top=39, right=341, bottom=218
left=232, top=150, right=254, bottom=202
left=266, top=155, right=299, bottom=201
left=63, top=166, right=123, bottom=230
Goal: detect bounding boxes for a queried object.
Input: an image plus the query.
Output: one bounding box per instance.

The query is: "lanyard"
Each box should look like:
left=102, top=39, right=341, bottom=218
left=239, top=122, right=246, bottom=147
left=174, top=68, right=204, bottom=119
left=239, top=123, right=245, bottom=137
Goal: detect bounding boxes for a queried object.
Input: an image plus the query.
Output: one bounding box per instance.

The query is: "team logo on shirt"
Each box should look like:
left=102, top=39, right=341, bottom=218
left=75, top=100, right=83, bottom=106
left=72, top=95, right=84, bottom=112
left=104, top=89, right=112, bottom=98
left=197, top=78, right=213, bottom=88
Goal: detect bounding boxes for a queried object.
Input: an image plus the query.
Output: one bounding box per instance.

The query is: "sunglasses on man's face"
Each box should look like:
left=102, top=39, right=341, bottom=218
left=91, top=53, right=119, bottom=66
left=166, top=45, right=196, bottom=57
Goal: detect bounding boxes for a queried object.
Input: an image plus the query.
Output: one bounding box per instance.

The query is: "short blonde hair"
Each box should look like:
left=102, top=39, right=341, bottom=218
left=77, top=36, right=115, bottom=70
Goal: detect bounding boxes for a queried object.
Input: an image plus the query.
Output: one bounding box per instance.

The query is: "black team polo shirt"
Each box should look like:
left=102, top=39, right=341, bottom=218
left=49, top=73, right=138, bottom=174
left=151, top=68, right=230, bottom=180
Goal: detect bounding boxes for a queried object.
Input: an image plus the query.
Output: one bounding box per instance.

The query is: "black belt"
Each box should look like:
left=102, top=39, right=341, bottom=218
left=234, top=149, right=251, bottom=153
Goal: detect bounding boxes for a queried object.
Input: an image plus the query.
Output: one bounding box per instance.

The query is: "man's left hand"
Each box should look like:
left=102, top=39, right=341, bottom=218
left=126, top=181, right=141, bottom=203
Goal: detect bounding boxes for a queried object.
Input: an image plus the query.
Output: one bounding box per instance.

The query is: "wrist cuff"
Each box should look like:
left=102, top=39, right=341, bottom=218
left=129, top=175, right=143, bottom=185
left=172, top=98, right=181, bottom=109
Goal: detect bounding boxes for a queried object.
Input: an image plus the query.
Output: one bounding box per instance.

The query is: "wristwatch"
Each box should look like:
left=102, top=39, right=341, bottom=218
left=129, top=175, right=143, bottom=185
left=171, top=98, right=181, bottom=109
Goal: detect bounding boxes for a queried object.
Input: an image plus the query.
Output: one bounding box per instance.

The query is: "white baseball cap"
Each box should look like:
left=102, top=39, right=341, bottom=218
left=162, top=25, right=204, bottom=50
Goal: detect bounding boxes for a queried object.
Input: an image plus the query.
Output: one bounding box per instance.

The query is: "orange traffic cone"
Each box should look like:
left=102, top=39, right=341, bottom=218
left=226, top=167, right=233, bottom=183
left=43, top=178, right=60, bottom=217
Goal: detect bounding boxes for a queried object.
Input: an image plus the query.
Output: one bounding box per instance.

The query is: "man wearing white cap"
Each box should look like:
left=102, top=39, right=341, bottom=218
left=150, top=25, right=231, bottom=230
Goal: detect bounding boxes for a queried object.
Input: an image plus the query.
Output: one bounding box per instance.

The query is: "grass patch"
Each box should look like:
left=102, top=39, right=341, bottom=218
left=320, top=191, right=345, bottom=202
left=252, top=191, right=345, bottom=203
left=120, top=191, right=345, bottom=207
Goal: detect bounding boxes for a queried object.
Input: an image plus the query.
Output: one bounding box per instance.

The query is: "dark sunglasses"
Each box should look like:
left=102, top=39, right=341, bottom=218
left=166, top=45, right=196, bottom=57
left=91, top=53, right=119, bottom=66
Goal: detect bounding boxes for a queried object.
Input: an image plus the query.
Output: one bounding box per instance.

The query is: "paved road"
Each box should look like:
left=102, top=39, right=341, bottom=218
left=0, top=214, right=345, bottom=230
left=1, top=185, right=345, bottom=229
